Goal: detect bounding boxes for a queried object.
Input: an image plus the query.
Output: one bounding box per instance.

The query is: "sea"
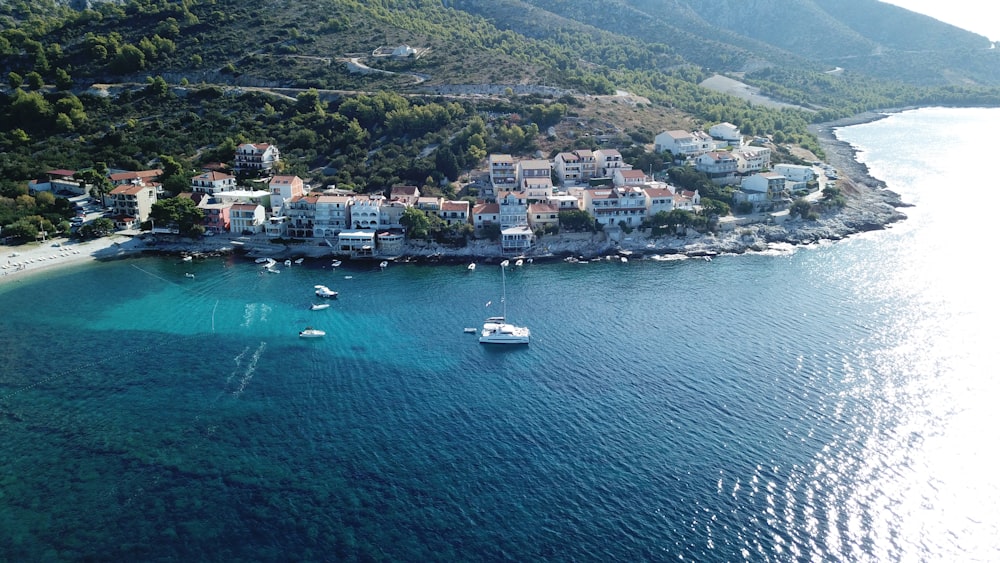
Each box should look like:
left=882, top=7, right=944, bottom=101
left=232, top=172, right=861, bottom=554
left=2, top=107, right=999, bottom=561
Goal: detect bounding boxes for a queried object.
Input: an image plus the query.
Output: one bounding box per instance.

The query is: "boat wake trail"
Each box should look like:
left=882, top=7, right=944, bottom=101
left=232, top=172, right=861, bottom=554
left=241, top=303, right=272, bottom=327
left=230, top=341, right=266, bottom=397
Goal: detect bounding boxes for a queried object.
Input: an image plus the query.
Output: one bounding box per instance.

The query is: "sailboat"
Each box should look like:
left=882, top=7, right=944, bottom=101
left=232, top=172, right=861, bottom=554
left=479, top=262, right=530, bottom=345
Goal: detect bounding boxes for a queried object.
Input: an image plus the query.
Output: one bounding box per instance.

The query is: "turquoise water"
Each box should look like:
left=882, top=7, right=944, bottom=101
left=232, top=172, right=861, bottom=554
left=2, top=108, right=999, bottom=560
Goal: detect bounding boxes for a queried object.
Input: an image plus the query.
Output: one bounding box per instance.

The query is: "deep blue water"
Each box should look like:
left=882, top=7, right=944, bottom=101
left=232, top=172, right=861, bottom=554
left=2, top=108, right=999, bottom=561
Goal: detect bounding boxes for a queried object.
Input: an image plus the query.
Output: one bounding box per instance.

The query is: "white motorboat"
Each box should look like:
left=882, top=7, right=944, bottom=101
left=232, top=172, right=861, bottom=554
left=500, top=259, right=510, bottom=267
left=184, top=273, right=195, bottom=278
left=299, top=328, right=326, bottom=338
left=284, top=259, right=292, bottom=267
left=467, top=263, right=476, bottom=271
left=182, top=255, right=193, bottom=262
left=310, top=303, right=331, bottom=310
left=514, top=259, right=523, bottom=267
left=294, top=258, right=304, bottom=264
left=331, top=260, right=342, bottom=267
left=255, top=257, right=271, bottom=264
left=379, top=260, right=388, bottom=269
left=479, top=262, right=530, bottom=345
left=463, top=327, right=477, bottom=333
left=314, top=285, right=338, bottom=298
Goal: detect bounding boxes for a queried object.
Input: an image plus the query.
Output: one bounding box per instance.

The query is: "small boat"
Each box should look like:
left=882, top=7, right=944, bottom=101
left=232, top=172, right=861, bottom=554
left=266, top=267, right=280, bottom=274
left=500, top=259, right=510, bottom=268
left=331, top=260, right=342, bottom=267
left=515, top=259, right=524, bottom=267
left=467, top=263, right=476, bottom=271
left=314, top=285, right=338, bottom=298
left=621, top=257, right=628, bottom=263
left=379, top=260, right=388, bottom=269
left=344, top=275, right=353, bottom=280
left=255, top=257, right=271, bottom=264
left=310, top=303, right=331, bottom=311
left=182, top=255, right=193, bottom=262
left=284, top=259, right=292, bottom=267
left=299, top=327, right=326, bottom=338
left=294, top=258, right=304, bottom=264
left=463, top=327, right=477, bottom=333
left=185, top=273, right=195, bottom=278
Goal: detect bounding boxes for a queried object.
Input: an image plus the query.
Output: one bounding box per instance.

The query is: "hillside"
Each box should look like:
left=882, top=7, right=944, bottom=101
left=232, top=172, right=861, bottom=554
left=0, top=0, right=998, bottom=197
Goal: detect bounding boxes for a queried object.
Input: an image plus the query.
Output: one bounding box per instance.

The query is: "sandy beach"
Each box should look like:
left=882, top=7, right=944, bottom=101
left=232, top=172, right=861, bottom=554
left=0, top=235, right=143, bottom=286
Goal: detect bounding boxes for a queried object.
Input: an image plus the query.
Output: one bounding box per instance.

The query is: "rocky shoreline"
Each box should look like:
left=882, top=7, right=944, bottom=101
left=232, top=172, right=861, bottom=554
left=133, top=112, right=911, bottom=265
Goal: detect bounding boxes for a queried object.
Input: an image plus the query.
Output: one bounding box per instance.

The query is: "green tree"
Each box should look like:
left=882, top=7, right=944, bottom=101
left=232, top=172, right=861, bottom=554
left=400, top=207, right=431, bottom=239
left=25, top=71, right=44, bottom=90
left=110, top=44, right=145, bottom=74
left=150, top=197, right=204, bottom=233
left=8, top=71, right=22, bottom=89
left=54, top=68, right=72, bottom=90
left=3, top=218, right=38, bottom=240
left=79, top=217, right=114, bottom=238
left=559, top=209, right=596, bottom=232
left=789, top=198, right=813, bottom=219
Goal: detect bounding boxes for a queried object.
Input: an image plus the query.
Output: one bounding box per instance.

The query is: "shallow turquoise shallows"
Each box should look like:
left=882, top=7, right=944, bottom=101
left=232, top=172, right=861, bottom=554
left=2, top=107, right=999, bottom=561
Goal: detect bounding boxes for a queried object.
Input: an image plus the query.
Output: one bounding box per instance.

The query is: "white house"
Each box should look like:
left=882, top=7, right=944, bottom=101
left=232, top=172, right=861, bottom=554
left=498, top=191, right=528, bottom=229
left=553, top=152, right=582, bottom=184
left=389, top=185, right=420, bottom=206
left=709, top=122, right=742, bottom=145
left=527, top=202, right=559, bottom=232
left=574, top=149, right=598, bottom=181
left=501, top=225, right=534, bottom=255
left=191, top=171, right=237, bottom=195
left=643, top=183, right=675, bottom=216
left=284, top=194, right=319, bottom=238
left=654, top=130, right=714, bottom=157
left=613, top=168, right=649, bottom=187
left=439, top=200, right=470, bottom=227
left=547, top=193, right=582, bottom=211
left=694, top=151, right=739, bottom=185
left=235, top=142, right=280, bottom=175
left=518, top=159, right=553, bottom=201
left=313, top=194, right=354, bottom=238
left=488, top=154, right=517, bottom=190
left=733, top=145, right=772, bottom=174
left=594, top=148, right=631, bottom=177
left=583, top=185, right=647, bottom=228
left=472, top=202, right=500, bottom=231
left=109, top=182, right=157, bottom=225
left=229, top=203, right=266, bottom=234
left=349, top=195, right=384, bottom=231
left=337, top=230, right=376, bottom=257
left=268, top=175, right=305, bottom=216
left=773, top=164, right=815, bottom=190
left=740, top=172, right=786, bottom=201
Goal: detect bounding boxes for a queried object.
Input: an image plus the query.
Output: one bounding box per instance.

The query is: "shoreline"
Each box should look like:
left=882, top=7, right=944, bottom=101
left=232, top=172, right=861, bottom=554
left=0, top=111, right=913, bottom=282
left=0, top=236, right=140, bottom=287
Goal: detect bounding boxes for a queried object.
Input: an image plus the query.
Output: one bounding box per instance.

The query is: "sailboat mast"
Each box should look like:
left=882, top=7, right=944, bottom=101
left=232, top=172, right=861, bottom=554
left=501, top=262, right=507, bottom=319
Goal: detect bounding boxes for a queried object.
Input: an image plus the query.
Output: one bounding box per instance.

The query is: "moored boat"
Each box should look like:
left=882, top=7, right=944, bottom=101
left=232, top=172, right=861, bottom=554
left=314, top=285, right=338, bottom=298
left=299, top=327, right=326, bottom=338
left=479, top=262, right=530, bottom=345
left=310, top=303, right=331, bottom=310
left=467, top=263, right=476, bottom=271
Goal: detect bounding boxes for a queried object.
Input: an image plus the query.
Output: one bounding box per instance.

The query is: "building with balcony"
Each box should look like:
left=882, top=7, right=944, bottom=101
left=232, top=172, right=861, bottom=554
left=109, top=182, right=157, bottom=224
left=235, top=143, right=280, bottom=175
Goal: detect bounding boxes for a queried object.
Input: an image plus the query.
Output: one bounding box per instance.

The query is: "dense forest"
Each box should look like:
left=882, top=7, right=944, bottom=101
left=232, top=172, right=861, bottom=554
left=0, top=0, right=998, bottom=236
